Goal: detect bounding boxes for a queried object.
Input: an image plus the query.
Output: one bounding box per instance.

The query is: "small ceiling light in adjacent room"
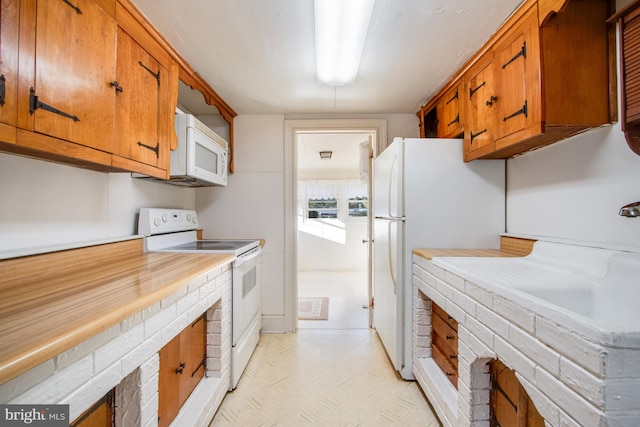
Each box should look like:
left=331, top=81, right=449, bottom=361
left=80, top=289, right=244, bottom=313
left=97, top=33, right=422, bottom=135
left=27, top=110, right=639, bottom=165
left=314, top=0, right=375, bottom=85
left=319, top=150, right=333, bottom=160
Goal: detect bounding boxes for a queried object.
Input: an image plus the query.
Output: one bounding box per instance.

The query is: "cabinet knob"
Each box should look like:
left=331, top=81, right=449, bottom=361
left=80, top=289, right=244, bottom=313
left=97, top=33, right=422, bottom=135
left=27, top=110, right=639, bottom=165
left=110, top=81, right=123, bottom=93
left=450, top=354, right=457, bottom=360
left=486, top=95, right=498, bottom=106
left=446, top=335, right=454, bottom=340
left=175, top=362, right=185, bottom=374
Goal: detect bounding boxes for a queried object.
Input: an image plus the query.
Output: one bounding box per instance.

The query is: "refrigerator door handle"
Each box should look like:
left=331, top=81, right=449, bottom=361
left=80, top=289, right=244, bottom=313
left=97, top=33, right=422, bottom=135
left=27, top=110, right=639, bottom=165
left=387, top=220, right=397, bottom=295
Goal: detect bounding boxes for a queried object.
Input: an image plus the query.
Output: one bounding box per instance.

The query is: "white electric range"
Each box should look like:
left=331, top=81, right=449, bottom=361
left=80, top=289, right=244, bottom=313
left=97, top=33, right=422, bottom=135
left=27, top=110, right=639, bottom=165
left=138, top=208, right=262, bottom=389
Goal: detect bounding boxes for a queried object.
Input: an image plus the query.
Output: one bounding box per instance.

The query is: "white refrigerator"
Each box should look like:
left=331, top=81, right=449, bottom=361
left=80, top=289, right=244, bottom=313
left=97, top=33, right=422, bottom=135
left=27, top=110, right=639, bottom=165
left=373, top=137, right=505, bottom=379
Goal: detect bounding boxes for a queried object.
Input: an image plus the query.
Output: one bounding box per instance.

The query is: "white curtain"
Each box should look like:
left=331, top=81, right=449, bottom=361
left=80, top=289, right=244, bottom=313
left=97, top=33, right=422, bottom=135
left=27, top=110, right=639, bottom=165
left=299, top=180, right=367, bottom=200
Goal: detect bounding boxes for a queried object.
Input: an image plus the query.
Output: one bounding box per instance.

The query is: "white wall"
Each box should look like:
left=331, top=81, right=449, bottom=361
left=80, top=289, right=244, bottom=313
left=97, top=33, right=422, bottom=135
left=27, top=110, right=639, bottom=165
left=298, top=218, right=368, bottom=271
left=196, top=115, right=286, bottom=331
left=506, top=122, right=640, bottom=251
left=0, top=153, right=195, bottom=254
left=287, top=113, right=420, bottom=153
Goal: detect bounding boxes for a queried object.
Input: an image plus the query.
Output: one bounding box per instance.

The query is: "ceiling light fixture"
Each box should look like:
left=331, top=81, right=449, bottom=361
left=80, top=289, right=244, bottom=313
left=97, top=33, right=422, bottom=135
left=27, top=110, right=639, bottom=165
left=319, top=150, right=333, bottom=160
left=314, top=0, right=375, bottom=85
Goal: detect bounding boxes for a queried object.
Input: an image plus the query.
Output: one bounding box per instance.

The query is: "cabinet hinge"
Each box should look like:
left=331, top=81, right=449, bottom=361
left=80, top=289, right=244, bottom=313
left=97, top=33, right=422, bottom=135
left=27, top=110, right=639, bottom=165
left=502, top=41, right=526, bottom=69
left=191, top=357, right=206, bottom=377
left=470, top=128, right=487, bottom=142
left=447, top=114, right=460, bottom=127
left=137, top=141, right=160, bottom=158
left=446, top=88, right=458, bottom=105
left=138, top=61, right=160, bottom=85
left=503, top=100, right=528, bottom=122
left=491, top=376, right=519, bottom=412
left=61, top=0, right=82, bottom=14
left=29, top=87, right=80, bottom=122
left=0, top=75, right=5, bottom=106
left=469, top=81, right=486, bottom=99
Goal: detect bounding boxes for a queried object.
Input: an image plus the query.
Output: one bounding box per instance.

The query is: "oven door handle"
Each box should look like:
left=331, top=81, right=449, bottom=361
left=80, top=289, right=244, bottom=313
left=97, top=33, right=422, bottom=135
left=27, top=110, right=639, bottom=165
left=234, top=246, right=262, bottom=266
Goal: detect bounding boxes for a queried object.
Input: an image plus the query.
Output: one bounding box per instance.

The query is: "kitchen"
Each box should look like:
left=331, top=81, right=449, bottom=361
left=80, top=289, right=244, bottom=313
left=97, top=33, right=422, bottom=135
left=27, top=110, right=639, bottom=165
left=2, top=0, right=640, bottom=426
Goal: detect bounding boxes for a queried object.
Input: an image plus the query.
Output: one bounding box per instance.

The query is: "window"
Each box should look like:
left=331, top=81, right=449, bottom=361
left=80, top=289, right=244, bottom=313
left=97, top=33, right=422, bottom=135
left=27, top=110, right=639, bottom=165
left=348, top=197, right=368, bottom=217
left=308, top=198, right=338, bottom=218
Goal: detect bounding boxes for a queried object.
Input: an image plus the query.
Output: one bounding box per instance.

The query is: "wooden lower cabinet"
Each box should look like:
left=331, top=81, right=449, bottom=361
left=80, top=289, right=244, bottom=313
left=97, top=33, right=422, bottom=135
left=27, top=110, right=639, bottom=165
left=158, top=315, right=206, bottom=427
left=431, top=302, right=459, bottom=388
left=490, top=360, right=545, bottom=427
left=70, top=390, right=114, bottom=427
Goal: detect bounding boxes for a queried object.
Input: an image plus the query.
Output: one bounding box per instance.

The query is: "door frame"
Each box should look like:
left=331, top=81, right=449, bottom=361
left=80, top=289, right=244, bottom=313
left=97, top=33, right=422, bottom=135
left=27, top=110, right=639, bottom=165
left=284, top=119, right=387, bottom=332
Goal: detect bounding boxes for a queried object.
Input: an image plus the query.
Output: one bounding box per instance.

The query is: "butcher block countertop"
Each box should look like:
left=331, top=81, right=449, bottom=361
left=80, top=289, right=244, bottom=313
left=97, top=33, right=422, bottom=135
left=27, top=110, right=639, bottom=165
left=413, top=236, right=536, bottom=260
left=413, top=248, right=511, bottom=259
left=0, top=238, right=234, bottom=385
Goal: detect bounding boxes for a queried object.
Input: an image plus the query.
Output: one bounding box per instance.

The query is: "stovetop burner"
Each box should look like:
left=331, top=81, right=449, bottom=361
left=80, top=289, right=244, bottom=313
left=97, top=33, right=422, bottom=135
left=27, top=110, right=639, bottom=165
left=164, top=240, right=260, bottom=252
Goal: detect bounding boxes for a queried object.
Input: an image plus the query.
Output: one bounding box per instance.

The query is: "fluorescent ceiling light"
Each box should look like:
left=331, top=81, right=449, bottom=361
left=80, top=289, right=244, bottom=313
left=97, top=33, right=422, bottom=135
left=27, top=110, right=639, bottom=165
left=314, top=0, right=375, bottom=85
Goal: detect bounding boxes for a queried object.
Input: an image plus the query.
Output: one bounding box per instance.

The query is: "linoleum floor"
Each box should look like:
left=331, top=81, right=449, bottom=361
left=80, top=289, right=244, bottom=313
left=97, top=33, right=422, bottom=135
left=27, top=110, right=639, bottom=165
left=210, top=271, right=441, bottom=426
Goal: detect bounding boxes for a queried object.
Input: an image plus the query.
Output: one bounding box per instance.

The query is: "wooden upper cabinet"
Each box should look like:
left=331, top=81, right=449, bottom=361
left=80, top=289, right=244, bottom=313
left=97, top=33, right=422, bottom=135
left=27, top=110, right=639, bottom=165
left=0, top=0, right=19, bottom=135
left=114, top=28, right=166, bottom=171
left=463, top=0, right=611, bottom=161
left=493, top=7, right=540, bottom=146
left=0, top=0, right=226, bottom=175
left=30, top=0, right=116, bottom=152
left=436, top=79, right=464, bottom=138
left=414, top=0, right=613, bottom=161
left=464, top=53, right=496, bottom=160
left=609, top=0, right=640, bottom=155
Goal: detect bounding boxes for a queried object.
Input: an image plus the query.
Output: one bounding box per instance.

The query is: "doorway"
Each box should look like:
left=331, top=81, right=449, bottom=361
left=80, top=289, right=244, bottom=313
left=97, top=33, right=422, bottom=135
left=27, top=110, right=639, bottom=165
left=296, top=132, right=371, bottom=329
left=284, top=119, right=387, bottom=332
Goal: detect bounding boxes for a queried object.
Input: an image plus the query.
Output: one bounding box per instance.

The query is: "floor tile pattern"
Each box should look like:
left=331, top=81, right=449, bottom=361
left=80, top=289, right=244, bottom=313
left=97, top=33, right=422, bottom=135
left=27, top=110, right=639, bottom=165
left=210, top=330, right=442, bottom=426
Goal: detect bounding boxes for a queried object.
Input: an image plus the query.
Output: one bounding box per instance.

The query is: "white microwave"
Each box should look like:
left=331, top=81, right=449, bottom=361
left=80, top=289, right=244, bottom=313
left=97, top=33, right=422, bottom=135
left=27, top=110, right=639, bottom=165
left=170, top=114, right=228, bottom=187
left=134, top=113, right=228, bottom=187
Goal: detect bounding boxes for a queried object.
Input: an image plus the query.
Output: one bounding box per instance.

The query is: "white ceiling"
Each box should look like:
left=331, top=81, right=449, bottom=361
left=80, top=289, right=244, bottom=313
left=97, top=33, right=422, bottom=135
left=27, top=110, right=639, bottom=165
left=130, top=0, right=524, bottom=115
left=297, top=133, right=370, bottom=175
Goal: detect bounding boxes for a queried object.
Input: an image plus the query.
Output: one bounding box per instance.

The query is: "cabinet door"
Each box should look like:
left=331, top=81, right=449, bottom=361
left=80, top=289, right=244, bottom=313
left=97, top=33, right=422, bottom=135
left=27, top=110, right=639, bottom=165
left=32, top=0, right=116, bottom=152
left=0, top=0, right=19, bottom=130
left=158, top=334, right=181, bottom=427
left=180, top=315, right=206, bottom=406
left=158, top=316, right=207, bottom=427
left=464, top=54, right=496, bottom=160
left=114, top=28, right=164, bottom=168
left=421, top=106, right=438, bottom=138
left=70, top=390, right=114, bottom=427
left=490, top=360, right=545, bottom=427
left=493, top=8, right=539, bottom=145
left=437, top=81, right=463, bottom=138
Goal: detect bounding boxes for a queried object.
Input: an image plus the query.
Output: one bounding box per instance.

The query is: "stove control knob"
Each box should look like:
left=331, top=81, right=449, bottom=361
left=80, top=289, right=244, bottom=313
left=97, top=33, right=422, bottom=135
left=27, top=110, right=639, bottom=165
left=186, top=213, right=192, bottom=222
left=153, top=218, right=160, bottom=227
left=192, top=216, right=197, bottom=224
left=162, top=214, right=168, bottom=223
